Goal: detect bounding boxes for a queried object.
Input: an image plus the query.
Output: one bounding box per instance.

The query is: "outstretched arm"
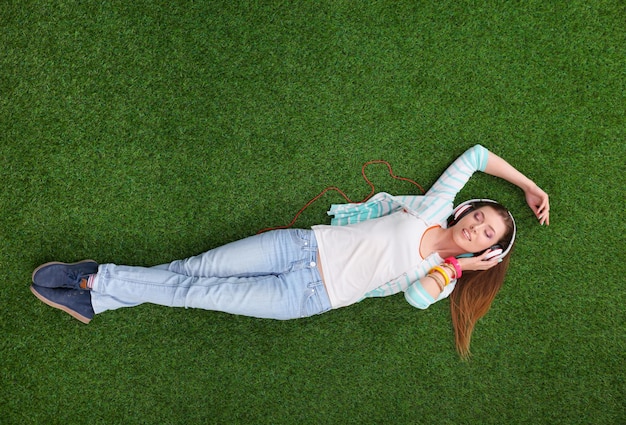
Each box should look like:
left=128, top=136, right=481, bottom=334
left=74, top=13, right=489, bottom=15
left=484, top=151, right=551, bottom=225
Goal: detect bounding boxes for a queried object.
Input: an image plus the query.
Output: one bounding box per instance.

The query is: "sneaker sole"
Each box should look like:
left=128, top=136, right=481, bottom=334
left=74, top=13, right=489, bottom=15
left=32, top=259, right=98, bottom=283
left=30, top=285, right=92, bottom=324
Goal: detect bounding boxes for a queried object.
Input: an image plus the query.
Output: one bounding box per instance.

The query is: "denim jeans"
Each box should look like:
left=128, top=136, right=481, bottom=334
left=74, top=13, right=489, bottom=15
left=91, top=229, right=332, bottom=320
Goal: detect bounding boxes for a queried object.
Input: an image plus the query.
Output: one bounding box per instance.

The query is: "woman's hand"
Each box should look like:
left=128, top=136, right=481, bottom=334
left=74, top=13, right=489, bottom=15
left=456, top=251, right=501, bottom=272
left=524, top=183, right=550, bottom=225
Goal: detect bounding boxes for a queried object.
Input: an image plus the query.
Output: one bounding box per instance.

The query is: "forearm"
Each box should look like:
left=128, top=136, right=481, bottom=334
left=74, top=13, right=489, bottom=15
left=484, top=150, right=551, bottom=225
left=484, top=151, right=536, bottom=192
left=409, top=262, right=457, bottom=301
left=419, top=275, right=443, bottom=298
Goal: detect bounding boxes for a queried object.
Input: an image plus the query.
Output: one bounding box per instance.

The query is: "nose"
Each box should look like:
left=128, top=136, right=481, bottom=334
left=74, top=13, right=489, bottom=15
left=470, top=223, right=483, bottom=232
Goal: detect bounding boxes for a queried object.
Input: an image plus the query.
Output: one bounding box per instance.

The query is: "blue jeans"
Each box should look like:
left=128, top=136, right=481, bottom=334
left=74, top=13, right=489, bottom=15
left=91, top=229, right=332, bottom=320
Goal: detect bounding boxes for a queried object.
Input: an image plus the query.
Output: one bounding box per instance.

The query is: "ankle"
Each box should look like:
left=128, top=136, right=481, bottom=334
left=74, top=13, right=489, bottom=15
left=79, top=274, right=97, bottom=290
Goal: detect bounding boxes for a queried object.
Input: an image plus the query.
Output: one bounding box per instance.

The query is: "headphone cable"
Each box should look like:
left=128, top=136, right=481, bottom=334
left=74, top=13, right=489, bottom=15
left=257, top=160, right=425, bottom=234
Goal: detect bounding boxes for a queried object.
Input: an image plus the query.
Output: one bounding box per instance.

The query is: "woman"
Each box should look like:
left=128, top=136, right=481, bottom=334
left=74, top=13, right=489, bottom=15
left=31, top=145, right=549, bottom=357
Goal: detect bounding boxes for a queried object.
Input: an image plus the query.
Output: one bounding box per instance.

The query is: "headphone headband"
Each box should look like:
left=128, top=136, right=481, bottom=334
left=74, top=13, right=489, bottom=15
left=451, top=199, right=517, bottom=259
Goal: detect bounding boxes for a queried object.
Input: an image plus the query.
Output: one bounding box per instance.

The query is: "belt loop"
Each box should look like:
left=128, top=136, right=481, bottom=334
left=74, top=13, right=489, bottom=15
left=309, top=230, right=318, bottom=250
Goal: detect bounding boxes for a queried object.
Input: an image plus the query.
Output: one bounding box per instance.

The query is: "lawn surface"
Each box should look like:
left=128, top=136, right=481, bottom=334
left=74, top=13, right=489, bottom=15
left=1, top=1, right=624, bottom=424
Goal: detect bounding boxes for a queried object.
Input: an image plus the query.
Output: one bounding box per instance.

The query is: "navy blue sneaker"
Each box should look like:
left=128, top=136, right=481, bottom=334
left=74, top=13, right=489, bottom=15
left=30, top=285, right=95, bottom=324
left=32, top=260, right=98, bottom=290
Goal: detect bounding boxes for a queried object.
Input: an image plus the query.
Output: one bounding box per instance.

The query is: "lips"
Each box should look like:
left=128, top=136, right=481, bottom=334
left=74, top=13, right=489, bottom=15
left=463, top=229, right=472, bottom=241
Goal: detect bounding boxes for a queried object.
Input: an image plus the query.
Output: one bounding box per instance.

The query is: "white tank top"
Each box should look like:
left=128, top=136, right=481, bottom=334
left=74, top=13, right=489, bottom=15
left=313, top=210, right=430, bottom=308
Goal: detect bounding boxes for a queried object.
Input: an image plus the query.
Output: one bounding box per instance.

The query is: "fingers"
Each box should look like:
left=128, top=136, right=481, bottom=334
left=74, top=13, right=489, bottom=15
left=457, top=250, right=503, bottom=272
left=476, top=251, right=501, bottom=269
left=536, top=198, right=550, bottom=226
left=530, top=189, right=550, bottom=226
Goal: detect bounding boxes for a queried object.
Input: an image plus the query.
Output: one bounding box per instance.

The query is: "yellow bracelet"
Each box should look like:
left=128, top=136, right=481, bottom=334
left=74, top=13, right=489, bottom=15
left=430, top=266, right=451, bottom=286
left=441, top=263, right=457, bottom=280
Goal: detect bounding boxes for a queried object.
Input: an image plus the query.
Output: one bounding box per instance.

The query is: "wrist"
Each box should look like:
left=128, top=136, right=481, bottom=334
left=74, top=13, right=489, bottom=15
left=444, top=257, right=462, bottom=279
left=518, top=175, right=539, bottom=193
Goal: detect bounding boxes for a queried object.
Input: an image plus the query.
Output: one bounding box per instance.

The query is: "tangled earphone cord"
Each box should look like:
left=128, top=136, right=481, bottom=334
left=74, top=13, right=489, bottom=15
left=257, top=160, right=426, bottom=234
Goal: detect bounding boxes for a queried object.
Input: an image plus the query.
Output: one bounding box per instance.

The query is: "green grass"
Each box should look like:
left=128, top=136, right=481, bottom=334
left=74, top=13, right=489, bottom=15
left=1, top=1, right=624, bottom=424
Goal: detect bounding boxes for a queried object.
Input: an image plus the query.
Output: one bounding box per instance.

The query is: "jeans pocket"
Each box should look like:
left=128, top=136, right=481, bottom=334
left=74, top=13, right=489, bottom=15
left=299, top=282, right=330, bottom=318
left=300, top=287, right=320, bottom=318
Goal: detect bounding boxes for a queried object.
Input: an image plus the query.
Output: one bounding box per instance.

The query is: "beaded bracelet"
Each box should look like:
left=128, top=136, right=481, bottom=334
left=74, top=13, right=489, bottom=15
left=430, top=266, right=451, bottom=286
left=440, top=263, right=456, bottom=280
left=444, top=256, right=462, bottom=279
left=428, top=273, right=445, bottom=292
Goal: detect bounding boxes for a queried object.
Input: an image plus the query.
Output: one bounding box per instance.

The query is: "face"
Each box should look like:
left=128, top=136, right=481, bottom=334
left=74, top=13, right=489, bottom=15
left=452, top=206, right=508, bottom=254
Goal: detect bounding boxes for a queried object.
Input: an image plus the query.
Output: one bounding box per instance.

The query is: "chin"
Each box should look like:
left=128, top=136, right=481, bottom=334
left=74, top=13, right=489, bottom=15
left=454, top=231, right=487, bottom=255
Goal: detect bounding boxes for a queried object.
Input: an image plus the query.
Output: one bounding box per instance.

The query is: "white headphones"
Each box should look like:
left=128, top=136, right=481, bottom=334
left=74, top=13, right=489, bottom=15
left=448, top=199, right=517, bottom=260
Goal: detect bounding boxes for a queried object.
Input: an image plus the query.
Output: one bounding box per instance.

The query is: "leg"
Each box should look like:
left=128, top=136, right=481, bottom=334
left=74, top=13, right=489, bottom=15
left=161, top=229, right=314, bottom=278
left=91, top=230, right=331, bottom=320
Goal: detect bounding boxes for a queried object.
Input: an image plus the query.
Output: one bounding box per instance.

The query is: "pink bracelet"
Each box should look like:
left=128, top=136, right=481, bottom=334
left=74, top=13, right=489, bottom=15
left=444, top=257, right=462, bottom=279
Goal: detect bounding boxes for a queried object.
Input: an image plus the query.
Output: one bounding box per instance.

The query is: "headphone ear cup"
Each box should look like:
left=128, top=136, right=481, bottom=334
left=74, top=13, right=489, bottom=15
left=482, top=245, right=503, bottom=261
left=455, top=204, right=473, bottom=221
left=449, top=204, right=474, bottom=226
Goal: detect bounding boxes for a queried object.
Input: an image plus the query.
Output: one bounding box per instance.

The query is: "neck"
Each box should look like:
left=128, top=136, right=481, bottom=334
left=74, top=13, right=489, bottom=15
left=421, top=226, right=464, bottom=258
